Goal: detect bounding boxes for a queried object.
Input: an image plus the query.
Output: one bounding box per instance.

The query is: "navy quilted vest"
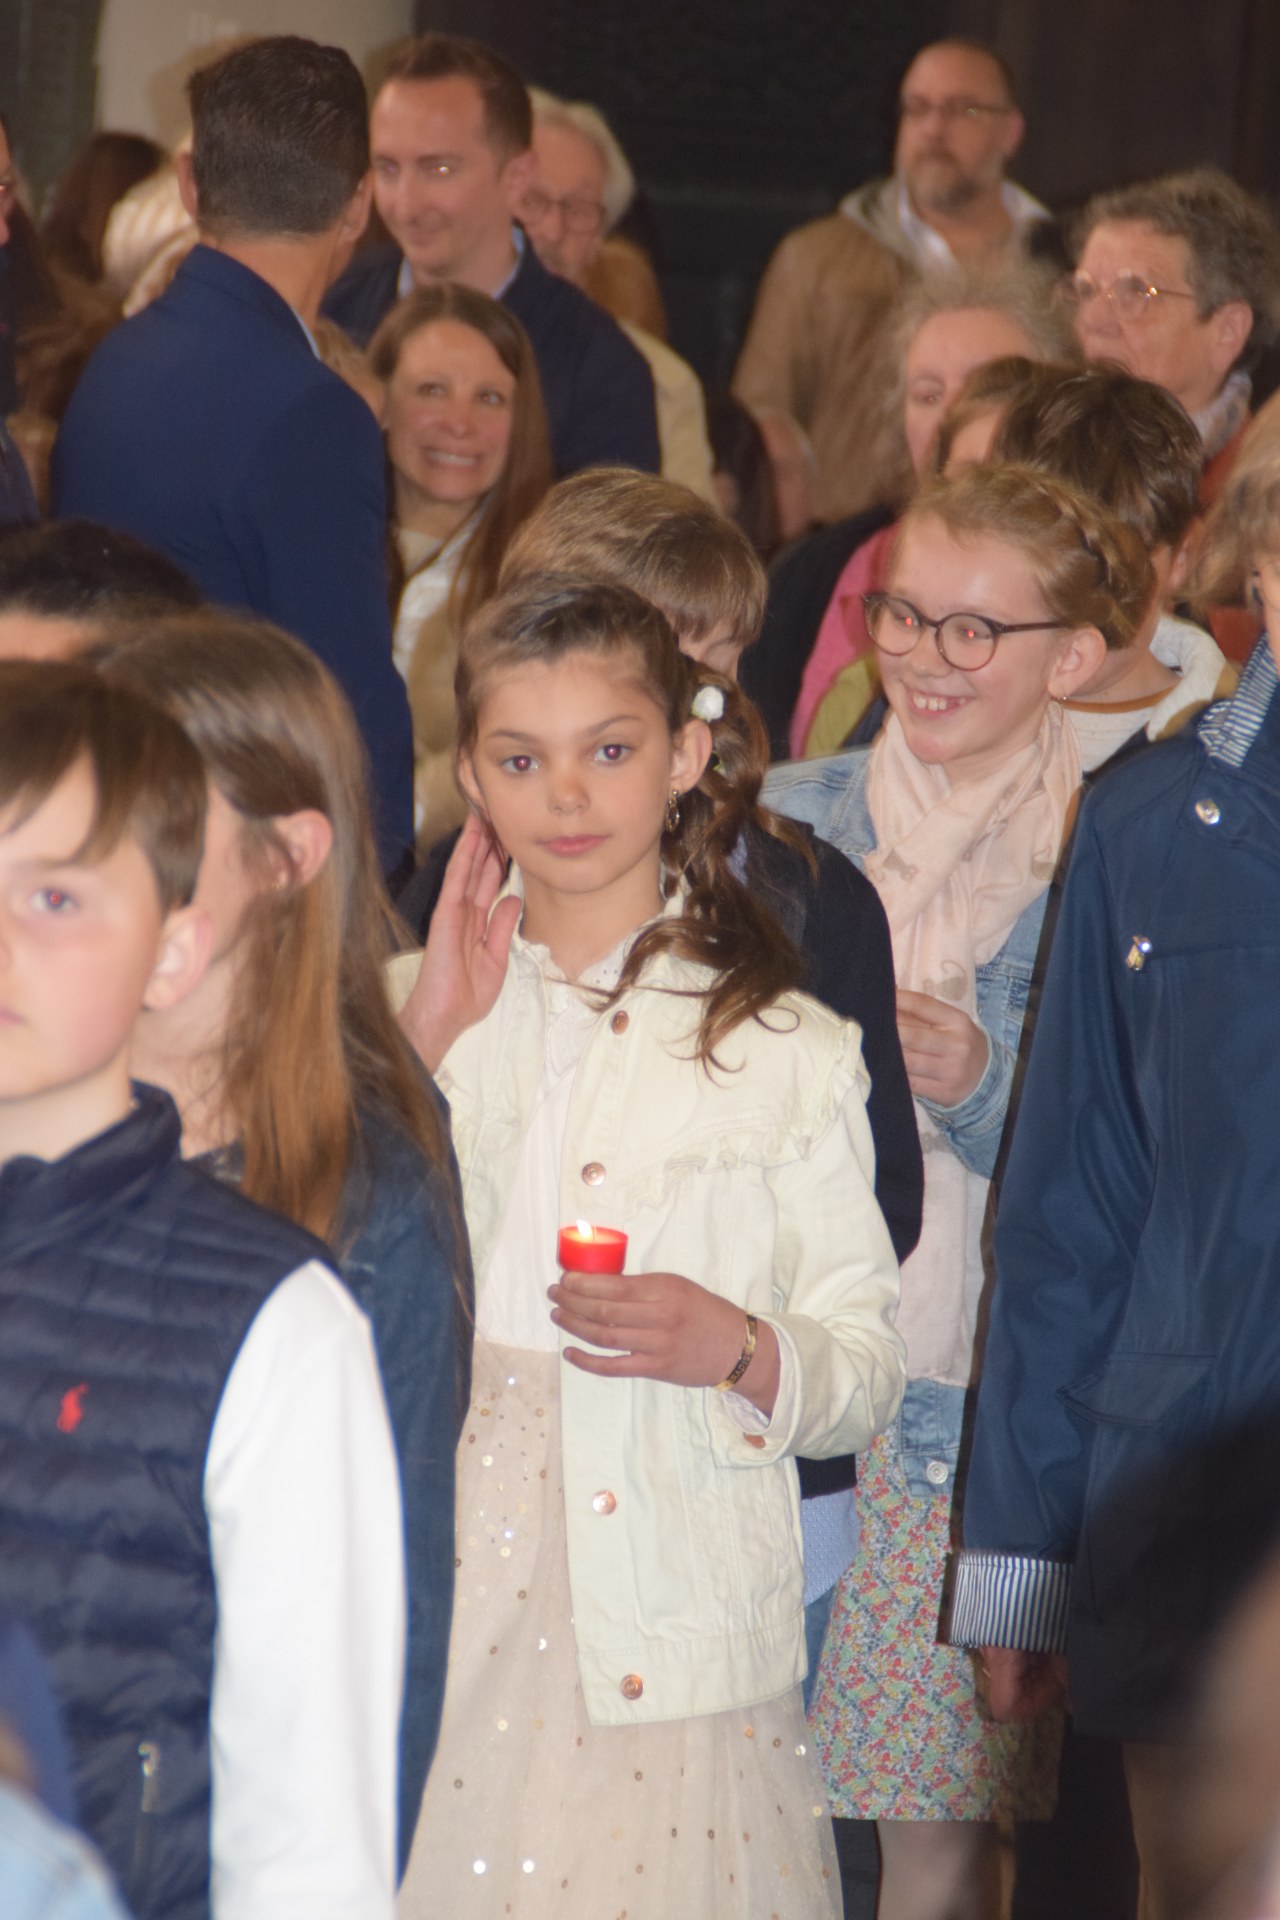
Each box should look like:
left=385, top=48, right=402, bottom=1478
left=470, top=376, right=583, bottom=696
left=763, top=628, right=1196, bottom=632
left=0, top=1084, right=332, bottom=1919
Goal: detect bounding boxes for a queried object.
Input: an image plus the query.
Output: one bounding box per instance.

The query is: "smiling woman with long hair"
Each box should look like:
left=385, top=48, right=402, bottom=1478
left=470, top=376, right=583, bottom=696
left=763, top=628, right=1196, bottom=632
left=368, top=285, right=553, bottom=851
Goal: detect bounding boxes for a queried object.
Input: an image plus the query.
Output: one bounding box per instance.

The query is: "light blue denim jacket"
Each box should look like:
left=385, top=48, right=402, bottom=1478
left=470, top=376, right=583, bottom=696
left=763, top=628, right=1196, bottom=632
left=765, top=749, right=1050, bottom=1501
left=764, top=749, right=1048, bottom=1184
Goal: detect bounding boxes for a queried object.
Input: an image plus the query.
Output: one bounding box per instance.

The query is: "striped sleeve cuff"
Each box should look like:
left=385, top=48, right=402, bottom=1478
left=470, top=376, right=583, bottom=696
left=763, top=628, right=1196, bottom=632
left=947, top=1550, right=1072, bottom=1652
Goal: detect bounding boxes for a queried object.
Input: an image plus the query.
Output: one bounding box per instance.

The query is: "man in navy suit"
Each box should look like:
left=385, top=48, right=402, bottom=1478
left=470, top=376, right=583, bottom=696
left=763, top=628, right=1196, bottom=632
left=53, top=37, right=414, bottom=873
left=323, top=33, right=660, bottom=481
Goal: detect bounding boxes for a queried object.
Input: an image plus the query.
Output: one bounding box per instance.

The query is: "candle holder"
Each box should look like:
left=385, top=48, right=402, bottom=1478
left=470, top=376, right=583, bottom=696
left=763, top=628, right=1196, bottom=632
left=557, top=1220, right=628, bottom=1274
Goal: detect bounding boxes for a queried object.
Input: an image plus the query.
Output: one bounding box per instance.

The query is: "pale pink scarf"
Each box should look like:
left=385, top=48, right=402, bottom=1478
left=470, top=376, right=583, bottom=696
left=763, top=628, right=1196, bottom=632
left=865, top=705, right=1080, bottom=1385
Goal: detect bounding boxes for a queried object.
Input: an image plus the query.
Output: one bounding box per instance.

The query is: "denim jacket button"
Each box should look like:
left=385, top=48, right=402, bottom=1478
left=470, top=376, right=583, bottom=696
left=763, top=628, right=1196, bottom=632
left=610, top=1011, right=630, bottom=1034
left=620, top=1673, right=644, bottom=1700
left=581, top=1161, right=606, bottom=1185
left=592, top=1489, right=617, bottom=1515
left=1194, top=798, right=1221, bottom=825
left=925, top=1459, right=949, bottom=1486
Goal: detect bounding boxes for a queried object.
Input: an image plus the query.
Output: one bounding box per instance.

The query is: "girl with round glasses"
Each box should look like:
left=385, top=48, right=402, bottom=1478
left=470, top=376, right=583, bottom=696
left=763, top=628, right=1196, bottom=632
left=765, top=462, right=1150, bottom=1919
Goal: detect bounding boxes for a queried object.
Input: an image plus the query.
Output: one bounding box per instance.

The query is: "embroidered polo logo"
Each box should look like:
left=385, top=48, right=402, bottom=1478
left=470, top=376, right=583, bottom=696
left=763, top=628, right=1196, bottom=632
left=56, top=1383, right=88, bottom=1433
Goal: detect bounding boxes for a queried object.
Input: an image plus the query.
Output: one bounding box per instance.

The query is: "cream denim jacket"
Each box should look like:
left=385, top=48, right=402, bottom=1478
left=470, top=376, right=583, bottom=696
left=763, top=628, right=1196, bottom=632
left=389, top=932, right=904, bottom=1725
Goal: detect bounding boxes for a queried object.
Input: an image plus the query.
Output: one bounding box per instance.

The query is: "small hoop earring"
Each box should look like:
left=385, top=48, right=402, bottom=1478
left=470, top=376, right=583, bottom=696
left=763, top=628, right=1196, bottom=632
left=665, top=789, right=681, bottom=834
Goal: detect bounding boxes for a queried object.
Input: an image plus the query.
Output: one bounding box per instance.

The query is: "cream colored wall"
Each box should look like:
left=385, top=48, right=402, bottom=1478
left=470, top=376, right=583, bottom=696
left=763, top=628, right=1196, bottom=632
left=96, top=0, right=414, bottom=147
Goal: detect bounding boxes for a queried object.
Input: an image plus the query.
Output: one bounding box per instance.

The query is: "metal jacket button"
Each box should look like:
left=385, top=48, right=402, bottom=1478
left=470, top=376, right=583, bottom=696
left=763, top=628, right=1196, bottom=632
left=925, top=1460, right=949, bottom=1486
left=592, top=1490, right=617, bottom=1515
left=581, top=1161, right=605, bottom=1185
left=620, top=1673, right=644, bottom=1700
left=1194, top=798, right=1221, bottom=825
left=610, top=1011, right=629, bottom=1034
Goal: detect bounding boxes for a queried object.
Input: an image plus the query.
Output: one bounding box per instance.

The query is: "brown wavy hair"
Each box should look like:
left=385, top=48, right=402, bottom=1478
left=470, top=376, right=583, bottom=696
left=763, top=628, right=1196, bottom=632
left=89, top=612, right=454, bottom=1248
left=455, top=575, right=812, bottom=1070
left=992, top=361, right=1203, bottom=557
left=903, top=462, right=1153, bottom=653
left=368, top=284, right=553, bottom=633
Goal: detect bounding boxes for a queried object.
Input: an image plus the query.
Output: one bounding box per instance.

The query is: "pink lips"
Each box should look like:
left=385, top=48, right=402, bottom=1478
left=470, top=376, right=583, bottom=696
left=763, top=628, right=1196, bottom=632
left=541, top=835, right=606, bottom=857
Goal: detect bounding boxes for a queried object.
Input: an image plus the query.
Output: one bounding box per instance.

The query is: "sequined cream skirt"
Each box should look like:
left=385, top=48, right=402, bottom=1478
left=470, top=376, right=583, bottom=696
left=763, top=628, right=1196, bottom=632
left=398, top=1339, right=840, bottom=1920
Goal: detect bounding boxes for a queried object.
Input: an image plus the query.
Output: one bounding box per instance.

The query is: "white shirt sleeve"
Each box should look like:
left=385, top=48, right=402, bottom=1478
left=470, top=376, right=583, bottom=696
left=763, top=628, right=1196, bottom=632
left=203, top=1261, right=405, bottom=1920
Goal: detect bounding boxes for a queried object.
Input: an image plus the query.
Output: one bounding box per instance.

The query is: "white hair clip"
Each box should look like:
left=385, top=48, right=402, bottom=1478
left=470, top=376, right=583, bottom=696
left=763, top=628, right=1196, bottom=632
left=691, top=685, right=725, bottom=723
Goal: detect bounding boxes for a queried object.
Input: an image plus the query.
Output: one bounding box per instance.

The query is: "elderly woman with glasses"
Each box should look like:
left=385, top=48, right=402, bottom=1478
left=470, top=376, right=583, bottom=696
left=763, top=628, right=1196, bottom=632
left=1066, top=170, right=1280, bottom=510
left=518, top=88, right=716, bottom=500
left=763, top=462, right=1151, bottom=1920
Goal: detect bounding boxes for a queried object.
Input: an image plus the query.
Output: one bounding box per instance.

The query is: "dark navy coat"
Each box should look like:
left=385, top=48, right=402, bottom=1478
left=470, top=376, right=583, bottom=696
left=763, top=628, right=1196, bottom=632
left=965, top=647, right=1280, bottom=1740
left=51, top=246, right=413, bottom=872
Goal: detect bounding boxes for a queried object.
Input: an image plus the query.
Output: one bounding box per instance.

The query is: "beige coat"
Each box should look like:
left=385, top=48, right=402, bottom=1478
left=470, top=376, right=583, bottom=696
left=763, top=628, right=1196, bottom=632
left=619, top=320, right=716, bottom=501
left=733, top=209, right=910, bottom=523
left=389, top=929, right=904, bottom=1723
left=733, top=174, right=1045, bottom=522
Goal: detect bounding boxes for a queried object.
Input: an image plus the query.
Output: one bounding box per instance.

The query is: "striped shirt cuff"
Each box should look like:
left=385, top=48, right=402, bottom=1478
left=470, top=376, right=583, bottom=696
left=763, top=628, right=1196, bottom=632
left=947, top=1550, right=1072, bottom=1652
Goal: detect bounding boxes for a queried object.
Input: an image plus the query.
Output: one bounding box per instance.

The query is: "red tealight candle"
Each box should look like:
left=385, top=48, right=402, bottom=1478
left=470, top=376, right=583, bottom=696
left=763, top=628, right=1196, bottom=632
left=557, top=1220, right=628, bottom=1274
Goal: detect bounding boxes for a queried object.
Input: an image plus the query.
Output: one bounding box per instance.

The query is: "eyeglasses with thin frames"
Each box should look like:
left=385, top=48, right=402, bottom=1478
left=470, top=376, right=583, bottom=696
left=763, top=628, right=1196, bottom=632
left=1060, top=271, right=1198, bottom=323
left=898, top=96, right=1012, bottom=124
left=862, top=592, right=1066, bottom=673
left=521, top=188, right=605, bottom=235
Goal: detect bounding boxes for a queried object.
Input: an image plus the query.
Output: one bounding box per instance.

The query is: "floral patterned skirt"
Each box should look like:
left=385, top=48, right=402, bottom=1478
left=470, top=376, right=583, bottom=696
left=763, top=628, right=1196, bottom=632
left=809, top=1425, right=1061, bottom=1822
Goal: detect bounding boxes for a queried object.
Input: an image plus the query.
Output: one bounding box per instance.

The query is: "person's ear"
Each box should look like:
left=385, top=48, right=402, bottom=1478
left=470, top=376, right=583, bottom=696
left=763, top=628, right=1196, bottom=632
left=1048, top=625, right=1109, bottom=700
left=338, top=173, right=373, bottom=246
left=270, top=808, right=333, bottom=890
left=175, top=150, right=199, bottom=224
left=502, top=146, right=537, bottom=219
left=1208, top=300, right=1253, bottom=385
left=999, top=107, right=1026, bottom=164
left=143, top=904, right=213, bottom=1013
left=457, top=752, right=485, bottom=814
left=671, top=717, right=713, bottom=794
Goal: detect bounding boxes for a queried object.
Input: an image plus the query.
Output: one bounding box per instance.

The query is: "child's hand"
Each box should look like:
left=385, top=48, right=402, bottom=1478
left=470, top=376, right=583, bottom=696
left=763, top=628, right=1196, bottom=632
left=895, top=988, right=990, bottom=1108
left=398, top=814, right=520, bottom=1071
left=549, top=1270, right=781, bottom=1418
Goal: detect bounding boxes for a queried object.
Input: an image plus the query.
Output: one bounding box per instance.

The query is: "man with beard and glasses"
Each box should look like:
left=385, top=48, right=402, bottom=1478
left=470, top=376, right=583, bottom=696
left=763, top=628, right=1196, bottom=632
left=733, top=39, right=1047, bottom=523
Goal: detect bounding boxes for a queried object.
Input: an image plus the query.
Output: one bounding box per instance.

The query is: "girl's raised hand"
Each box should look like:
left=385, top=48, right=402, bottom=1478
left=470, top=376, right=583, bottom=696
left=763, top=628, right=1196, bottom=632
left=895, top=987, right=990, bottom=1109
left=398, top=813, right=521, bottom=1073
left=548, top=1269, right=781, bottom=1419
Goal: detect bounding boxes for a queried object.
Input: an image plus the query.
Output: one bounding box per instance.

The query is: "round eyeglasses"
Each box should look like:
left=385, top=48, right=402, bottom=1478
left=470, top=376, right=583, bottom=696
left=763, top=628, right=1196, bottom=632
left=862, top=592, right=1066, bottom=672
left=522, top=188, right=606, bottom=235
left=1059, top=271, right=1198, bottom=322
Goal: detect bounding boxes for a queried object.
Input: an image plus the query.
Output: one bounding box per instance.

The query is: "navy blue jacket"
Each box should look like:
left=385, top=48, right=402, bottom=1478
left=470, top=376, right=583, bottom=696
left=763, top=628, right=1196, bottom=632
left=51, top=247, right=413, bottom=871
left=323, top=237, right=661, bottom=479
left=964, top=648, right=1280, bottom=1739
left=0, top=1086, right=331, bottom=1919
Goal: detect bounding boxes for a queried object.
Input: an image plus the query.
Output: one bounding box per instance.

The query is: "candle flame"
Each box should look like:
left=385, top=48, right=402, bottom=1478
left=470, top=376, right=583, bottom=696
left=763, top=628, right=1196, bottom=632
left=574, top=1219, right=595, bottom=1240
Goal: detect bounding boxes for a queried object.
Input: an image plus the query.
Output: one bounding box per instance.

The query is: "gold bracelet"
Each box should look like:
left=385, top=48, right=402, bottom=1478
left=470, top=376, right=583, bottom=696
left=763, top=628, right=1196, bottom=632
left=713, top=1313, right=758, bottom=1392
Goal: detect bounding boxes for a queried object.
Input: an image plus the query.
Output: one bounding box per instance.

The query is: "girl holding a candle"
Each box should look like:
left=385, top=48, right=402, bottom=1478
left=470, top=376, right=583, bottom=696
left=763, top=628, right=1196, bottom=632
left=391, top=574, right=905, bottom=1917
